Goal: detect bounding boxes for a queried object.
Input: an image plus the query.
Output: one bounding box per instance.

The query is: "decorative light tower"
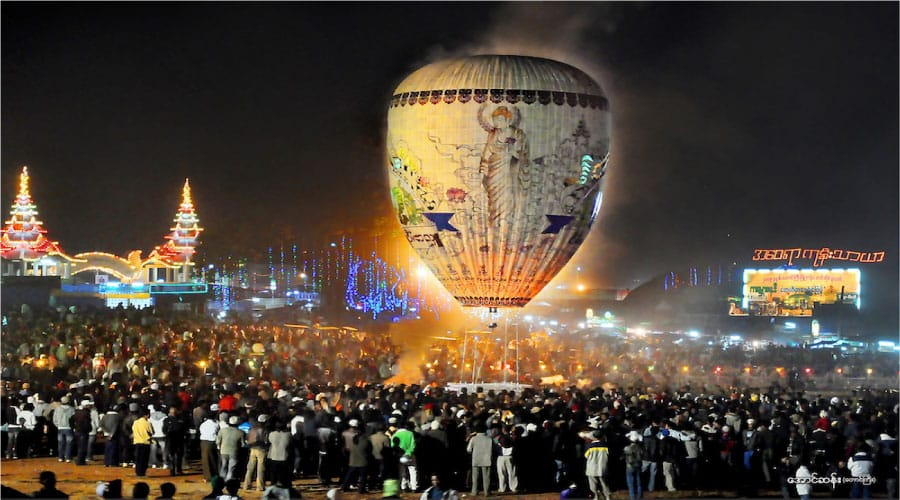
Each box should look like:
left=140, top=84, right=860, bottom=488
left=153, top=179, right=203, bottom=281
left=1, top=166, right=69, bottom=276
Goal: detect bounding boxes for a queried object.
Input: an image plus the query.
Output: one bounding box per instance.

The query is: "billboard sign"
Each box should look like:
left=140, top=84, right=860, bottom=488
left=729, top=268, right=860, bottom=317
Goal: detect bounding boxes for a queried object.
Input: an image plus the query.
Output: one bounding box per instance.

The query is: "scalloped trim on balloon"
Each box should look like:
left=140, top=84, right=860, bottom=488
left=456, top=296, right=532, bottom=307
left=390, top=89, right=608, bottom=110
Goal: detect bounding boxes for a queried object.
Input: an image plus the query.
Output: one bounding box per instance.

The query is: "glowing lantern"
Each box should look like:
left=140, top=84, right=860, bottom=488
left=386, top=55, right=610, bottom=307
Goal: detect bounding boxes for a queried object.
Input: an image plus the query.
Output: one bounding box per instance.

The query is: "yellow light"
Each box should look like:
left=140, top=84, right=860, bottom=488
left=612, top=365, right=618, bottom=371
left=866, top=368, right=873, bottom=375
left=836, top=368, right=843, bottom=374
left=576, top=283, right=586, bottom=292
left=197, top=360, right=207, bottom=369
left=682, top=365, right=689, bottom=373
left=425, top=363, right=432, bottom=368
left=744, top=367, right=751, bottom=373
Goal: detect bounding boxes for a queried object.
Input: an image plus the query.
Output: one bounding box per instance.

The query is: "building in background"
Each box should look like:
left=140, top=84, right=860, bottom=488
left=1, top=167, right=207, bottom=311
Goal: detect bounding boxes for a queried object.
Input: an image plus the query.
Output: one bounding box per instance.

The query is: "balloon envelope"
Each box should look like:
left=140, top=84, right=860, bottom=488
left=386, top=55, right=610, bottom=307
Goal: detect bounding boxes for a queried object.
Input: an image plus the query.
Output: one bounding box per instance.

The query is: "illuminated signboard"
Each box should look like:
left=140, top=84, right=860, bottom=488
left=729, top=268, right=860, bottom=317
left=752, top=247, right=884, bottom=267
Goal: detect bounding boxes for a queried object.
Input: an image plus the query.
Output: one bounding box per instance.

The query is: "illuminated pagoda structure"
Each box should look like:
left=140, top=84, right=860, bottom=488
left=148, top=179, right=203, bottom=282
left=1, top=166, right=82, bottom=277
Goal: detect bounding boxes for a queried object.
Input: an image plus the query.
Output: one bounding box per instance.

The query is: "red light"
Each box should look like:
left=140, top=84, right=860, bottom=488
left=714, top=366, right=722, bottom=373
left=804, top=367, right=812, bottom=374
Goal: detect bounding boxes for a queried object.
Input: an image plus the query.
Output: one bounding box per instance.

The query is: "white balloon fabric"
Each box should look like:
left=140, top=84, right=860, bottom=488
left=387, top=55, right=610, bottom=308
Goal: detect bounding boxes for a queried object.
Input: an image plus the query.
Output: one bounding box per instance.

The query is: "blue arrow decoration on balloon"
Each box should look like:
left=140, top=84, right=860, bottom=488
left=424, top=212, right=460, bottom=232
left=542, top=214, right=574, bottom=234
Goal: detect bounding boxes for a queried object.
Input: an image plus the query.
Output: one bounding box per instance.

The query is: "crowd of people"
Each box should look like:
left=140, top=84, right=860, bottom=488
left=1, top=305, right=898, bottom=500
left=417, top=328, right=898, bottom=391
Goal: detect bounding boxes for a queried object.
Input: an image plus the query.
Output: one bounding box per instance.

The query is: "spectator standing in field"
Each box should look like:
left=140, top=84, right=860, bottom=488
left=244, top=413, right=271, bottom=491
left=163, top=406, right=187, bottom=475
left=584, top=430, right=611, bottom=500
left=624, top=431, right=643, bottom=500
left=99, top=404, right=121, bottom=467
left=268, top=419, right=293, bottom=487
left=132, top=408, right=155, bottom=477
left=52, top=396, right=75, bottom=462
left=148, top=404, right=168, bottom=470
left=199, top=411, right=220, bottom=480
left=467, top=422, right=493, bottom=497
left=218, top=415, right=246, bottom=482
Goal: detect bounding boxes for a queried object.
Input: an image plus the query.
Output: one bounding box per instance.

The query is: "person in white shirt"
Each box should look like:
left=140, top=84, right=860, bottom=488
left=199, top=413, right=220, bottom=481
left=86, top=401, right=101, bottom=462
left=148, top=405, right=168, bottom=469
left=794, top=463, right=812, bottom=500
left=16, top=403, right=37, bottom=458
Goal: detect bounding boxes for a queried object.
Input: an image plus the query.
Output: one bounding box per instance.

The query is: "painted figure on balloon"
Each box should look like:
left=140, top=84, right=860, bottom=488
left=478, top=105, right=530, bottom=227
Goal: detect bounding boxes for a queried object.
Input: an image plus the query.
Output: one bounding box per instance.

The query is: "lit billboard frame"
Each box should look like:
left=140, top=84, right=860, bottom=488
left=730, top=268, right=861, bottom=317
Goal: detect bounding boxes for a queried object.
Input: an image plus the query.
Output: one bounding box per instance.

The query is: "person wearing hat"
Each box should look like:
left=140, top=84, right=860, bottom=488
left=585, top=429, right=612, bottom=500
left=52, top=395, right=76, bottom=462
left=198, top=410, right=220, bottom=481
left=243, top=414, right=271, bottom=491
left=741, top=419, right=760, bottom=474
left=341, top=418, right=361, bottom=473
left=317, top=416, right=340, bottom=486
left=624, top=431, right=643, bottom=500
left=84, top=399, right=101, bottom=463
left=217, top=415, right=247, bottom=481
left=71, top=399, right=94, bottom=465
left=340, top=421, right=372, bottom=494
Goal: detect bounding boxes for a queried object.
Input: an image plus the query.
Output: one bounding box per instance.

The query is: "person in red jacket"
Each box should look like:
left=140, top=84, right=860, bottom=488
left=218, top=392, right=238, bottom=412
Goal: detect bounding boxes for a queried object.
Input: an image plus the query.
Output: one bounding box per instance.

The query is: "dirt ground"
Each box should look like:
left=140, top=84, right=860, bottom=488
left=2, top=456, right=884, bottom=499
left=0, top=457, right=565, bottom=499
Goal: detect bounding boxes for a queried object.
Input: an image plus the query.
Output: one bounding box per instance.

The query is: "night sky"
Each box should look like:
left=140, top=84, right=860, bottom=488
left=3, top=3, right=897, bottom=330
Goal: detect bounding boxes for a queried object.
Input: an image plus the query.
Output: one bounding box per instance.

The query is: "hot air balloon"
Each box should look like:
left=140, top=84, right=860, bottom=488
left=386, top=55, right=610, bottom=308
